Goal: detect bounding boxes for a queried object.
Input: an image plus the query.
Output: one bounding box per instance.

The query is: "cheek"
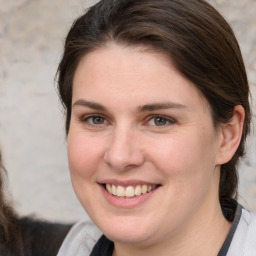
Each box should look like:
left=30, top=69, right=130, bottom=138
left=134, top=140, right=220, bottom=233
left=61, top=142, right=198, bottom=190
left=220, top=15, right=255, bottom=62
left=151, top=131, right=217, bottom=186
left=149, top=135, right=196, bottom=172
left=67, top=133, right=103, bottom=179
left=67, top=134, right=105, bottom=210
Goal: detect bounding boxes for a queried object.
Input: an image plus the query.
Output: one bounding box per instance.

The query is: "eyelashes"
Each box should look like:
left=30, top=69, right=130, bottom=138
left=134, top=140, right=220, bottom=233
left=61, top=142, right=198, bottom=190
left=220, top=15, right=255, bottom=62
left=81, top=114, right=108, bottom=127
left=79, top=114, right=176, bottom=128
left=146, top=115, right=176, bottom=127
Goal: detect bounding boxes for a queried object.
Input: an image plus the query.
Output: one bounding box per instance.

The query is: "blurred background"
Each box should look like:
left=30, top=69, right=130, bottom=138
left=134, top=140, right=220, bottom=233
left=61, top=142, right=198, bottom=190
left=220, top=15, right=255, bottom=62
left=0, top=0, right=255, bottom=222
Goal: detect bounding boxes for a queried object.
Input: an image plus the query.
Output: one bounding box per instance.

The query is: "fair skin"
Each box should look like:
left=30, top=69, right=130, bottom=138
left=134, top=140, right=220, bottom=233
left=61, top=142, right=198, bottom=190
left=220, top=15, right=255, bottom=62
left=68, top=43, right=244, bottom=256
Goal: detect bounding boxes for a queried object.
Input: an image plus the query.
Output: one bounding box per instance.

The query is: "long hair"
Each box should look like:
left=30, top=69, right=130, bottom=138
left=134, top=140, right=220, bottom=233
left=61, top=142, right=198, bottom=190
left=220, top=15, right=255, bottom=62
left=57, top=0, right=251, bottom=202
left=0, top=151, right=71, bottom=256
left=0, top=151, right=22, bottom=255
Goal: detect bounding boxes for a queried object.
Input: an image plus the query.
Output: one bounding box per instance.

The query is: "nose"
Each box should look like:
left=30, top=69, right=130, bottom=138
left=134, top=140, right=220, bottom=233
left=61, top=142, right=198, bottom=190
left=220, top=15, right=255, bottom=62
left=104, top=127, right=145, bottom=171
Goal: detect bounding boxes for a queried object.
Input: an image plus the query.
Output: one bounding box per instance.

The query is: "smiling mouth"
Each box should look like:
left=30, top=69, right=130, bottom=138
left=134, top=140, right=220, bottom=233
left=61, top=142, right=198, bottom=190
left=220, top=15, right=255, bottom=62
left=104, top=184, right=159, bottom=198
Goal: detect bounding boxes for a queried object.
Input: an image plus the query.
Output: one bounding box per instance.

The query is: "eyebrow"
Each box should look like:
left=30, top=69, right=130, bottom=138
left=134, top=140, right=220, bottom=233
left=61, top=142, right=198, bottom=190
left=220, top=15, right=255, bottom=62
left=72, top=99, right=186, bottom=112
left=72, top=99, right=106, bottom=111
left=137, top=102, right=186, bottom=112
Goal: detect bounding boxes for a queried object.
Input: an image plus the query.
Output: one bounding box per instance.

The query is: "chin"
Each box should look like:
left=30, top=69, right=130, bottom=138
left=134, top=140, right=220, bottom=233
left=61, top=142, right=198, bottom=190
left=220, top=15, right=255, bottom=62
left=98, top=219, right=156, bottom=245
left=106, top=232, right=151, bottom=245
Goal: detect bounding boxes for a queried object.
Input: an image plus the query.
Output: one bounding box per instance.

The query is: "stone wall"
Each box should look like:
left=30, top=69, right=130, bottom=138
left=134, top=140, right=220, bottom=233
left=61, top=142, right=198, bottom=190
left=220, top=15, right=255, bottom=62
left=0, top=0, right=255, bottom=222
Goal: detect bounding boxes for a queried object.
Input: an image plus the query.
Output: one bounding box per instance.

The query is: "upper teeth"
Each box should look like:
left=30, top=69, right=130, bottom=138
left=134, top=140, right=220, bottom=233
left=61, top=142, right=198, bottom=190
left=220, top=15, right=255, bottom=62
left=106, top=184, right=157, bottom=197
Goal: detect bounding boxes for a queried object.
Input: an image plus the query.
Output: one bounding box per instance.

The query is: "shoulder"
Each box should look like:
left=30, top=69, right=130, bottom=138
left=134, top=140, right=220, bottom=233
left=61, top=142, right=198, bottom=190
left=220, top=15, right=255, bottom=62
left=57, top=219, right=102, bottom=256
left=18, top=216, right=73, bottom=256
left=227, top=207, right=256, bottom=255
left=0, top=216, right=72, bottom=256
left=240, top=209, right=256, bottom=251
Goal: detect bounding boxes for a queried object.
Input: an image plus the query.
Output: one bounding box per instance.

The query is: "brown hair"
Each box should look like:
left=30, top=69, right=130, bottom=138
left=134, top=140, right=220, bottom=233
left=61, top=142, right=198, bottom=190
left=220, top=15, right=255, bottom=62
left=56, top=0, right=251, bottom=202
left=0, top=150, right=21, bottom=254
left=0, top=150, right=72, bottom=255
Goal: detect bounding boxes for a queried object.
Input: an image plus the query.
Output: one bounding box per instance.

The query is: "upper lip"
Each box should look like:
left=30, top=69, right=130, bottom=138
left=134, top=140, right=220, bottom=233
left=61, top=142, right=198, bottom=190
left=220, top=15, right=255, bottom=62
left=98, top=179, right=161, bottom=186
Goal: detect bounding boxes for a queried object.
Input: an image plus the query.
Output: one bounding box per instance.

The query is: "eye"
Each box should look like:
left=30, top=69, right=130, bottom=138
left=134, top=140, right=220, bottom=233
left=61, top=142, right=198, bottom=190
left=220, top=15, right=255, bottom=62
left=83, top=115, right=107, bottom=125
left=147, top=115, right=175, bottom=127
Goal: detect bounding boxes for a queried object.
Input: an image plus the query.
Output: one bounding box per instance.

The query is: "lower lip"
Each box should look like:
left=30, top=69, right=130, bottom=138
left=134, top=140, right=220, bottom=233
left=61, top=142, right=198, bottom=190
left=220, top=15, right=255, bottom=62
left=99, top=185, right=159, bottom=208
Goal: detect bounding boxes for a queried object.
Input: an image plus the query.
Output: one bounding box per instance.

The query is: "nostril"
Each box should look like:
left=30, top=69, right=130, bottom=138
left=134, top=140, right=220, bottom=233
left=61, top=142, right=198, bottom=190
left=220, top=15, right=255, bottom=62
left=103, top=145, right=145, bottom=171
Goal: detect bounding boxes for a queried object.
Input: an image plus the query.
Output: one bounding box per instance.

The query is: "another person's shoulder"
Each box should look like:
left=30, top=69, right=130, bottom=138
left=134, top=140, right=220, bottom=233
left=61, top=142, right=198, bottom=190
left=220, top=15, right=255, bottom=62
left=18, top=216, right=73, bottom=256
left=0, top=215, right=72, bottom=256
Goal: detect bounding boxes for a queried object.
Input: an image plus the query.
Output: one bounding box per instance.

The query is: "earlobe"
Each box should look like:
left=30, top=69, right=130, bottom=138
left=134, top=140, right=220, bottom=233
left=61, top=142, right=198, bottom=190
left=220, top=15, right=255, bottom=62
left=216, top=105, right=245, bottom=165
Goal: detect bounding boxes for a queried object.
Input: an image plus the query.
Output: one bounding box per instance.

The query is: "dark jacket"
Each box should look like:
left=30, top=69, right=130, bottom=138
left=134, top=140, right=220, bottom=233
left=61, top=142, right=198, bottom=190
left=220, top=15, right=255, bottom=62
left=0, top=216, right=72, bottom=256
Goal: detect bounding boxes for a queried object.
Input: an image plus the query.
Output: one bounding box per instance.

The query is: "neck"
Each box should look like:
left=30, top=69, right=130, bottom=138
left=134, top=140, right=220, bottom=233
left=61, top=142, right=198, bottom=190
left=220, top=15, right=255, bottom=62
left=113, top=200, right=232, bottom=256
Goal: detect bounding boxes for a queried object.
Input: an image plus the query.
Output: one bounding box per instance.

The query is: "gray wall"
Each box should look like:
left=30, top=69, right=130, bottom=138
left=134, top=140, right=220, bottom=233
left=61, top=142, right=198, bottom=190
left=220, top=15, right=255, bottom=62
left=0, top=0, right=255, bottom=222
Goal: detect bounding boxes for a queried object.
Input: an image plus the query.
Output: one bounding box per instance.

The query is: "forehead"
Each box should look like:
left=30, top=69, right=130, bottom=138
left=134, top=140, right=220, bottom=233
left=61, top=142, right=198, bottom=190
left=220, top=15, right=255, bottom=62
left=74, top=43, right=181, bottom=87
left=75, top=42, right=177, bottom=77
left=73, top=43, right=208, bottom=109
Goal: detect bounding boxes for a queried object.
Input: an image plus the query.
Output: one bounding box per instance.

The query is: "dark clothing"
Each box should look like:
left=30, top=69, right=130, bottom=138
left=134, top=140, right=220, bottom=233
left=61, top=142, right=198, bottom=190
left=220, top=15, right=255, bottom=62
left=90, top=235, right=113, bottom=256
left=0, top=216, right=72, bottom=256
left=218, top=200, right=241, bottom=256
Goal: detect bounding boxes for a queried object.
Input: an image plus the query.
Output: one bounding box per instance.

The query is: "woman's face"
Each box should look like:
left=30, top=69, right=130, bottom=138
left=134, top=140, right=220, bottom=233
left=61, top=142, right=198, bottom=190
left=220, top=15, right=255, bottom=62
left=68, top=43, right=223, bottom=246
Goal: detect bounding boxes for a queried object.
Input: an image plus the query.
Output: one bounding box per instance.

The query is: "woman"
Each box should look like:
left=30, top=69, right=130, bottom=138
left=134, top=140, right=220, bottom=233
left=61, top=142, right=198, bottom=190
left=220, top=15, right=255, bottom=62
left=0, top=150, right=72, bottom=256
left=57, top=0, right=255, bottom=255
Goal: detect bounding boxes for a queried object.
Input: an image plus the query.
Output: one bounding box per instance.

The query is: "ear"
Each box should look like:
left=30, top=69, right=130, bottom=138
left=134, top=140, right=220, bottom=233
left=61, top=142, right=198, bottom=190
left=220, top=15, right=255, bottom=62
left=216, top=105, right=245, bottom=165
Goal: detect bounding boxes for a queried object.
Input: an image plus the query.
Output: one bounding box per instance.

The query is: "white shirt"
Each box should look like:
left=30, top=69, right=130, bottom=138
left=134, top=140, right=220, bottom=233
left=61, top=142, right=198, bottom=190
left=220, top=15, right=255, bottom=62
left=226, top=208, right=256, bottom=255
left=57, top=206, right=256, bottom=256
left=57, top=219, right=102, bottom=256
